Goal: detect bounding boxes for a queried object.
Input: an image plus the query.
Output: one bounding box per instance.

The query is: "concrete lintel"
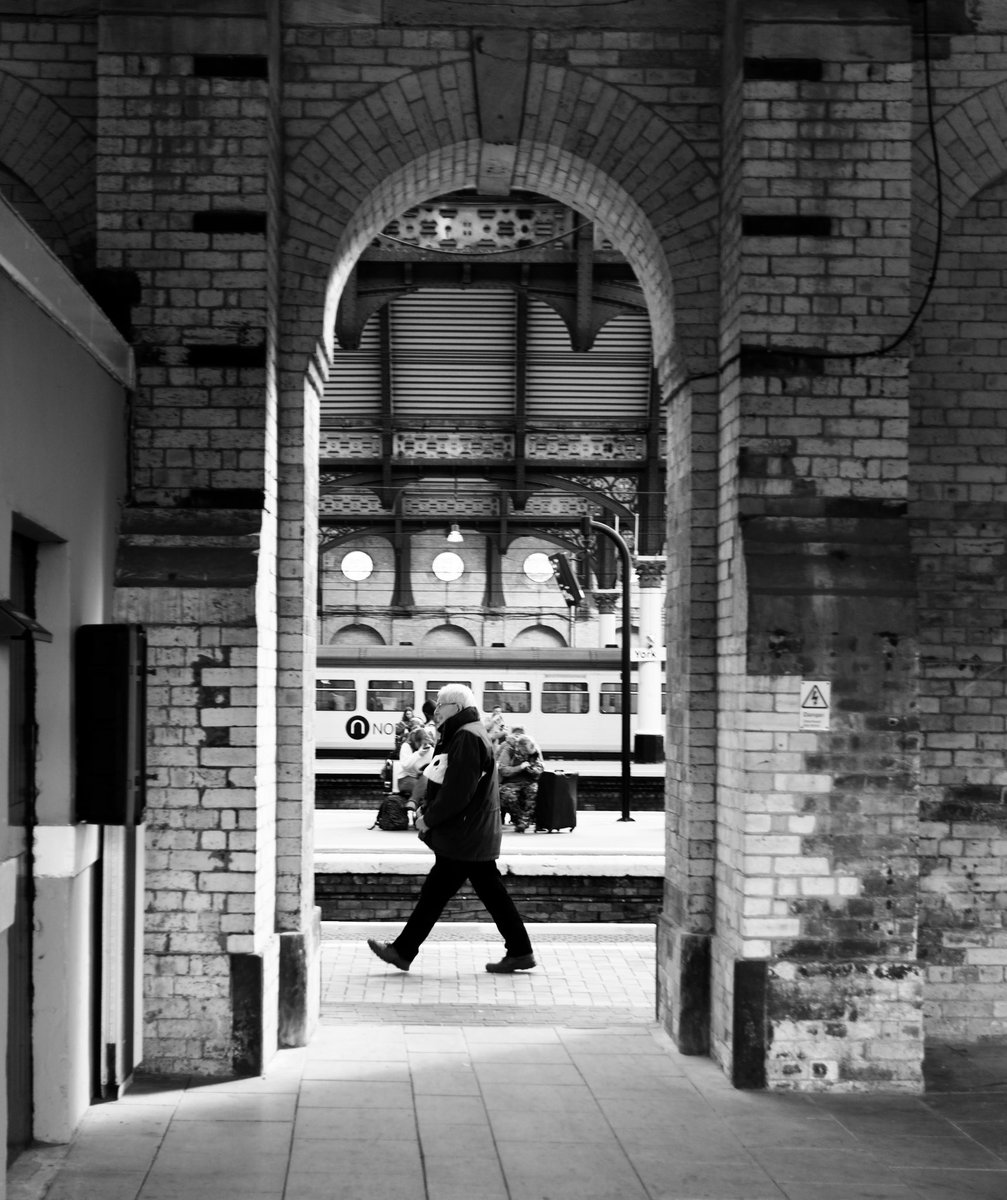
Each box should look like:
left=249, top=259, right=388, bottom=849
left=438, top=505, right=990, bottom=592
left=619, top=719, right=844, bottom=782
left=383, top=0, right=720, bottom=30
left=0, top=197, right=133, bottom=388
left=746, top=13, right=912, bottom=61
left=315, top=853, right=664, bottom=876
left=99, top=11, right=267, bottom=54
left=113, top=586, right=257, bottom=625
left=284, top=0, right=381, bottom=23
left=743, top=0, right=911, bottom=21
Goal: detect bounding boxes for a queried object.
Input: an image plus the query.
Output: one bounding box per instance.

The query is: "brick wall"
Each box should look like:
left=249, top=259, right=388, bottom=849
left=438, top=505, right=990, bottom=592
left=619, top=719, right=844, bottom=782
left=315, top=871, right=662, bottom=924
left=9, top=0, right=1007, bottom=1090
left=912, top=173, right=1007, bottom=1043
left=712, top=5, right=924, bottom=1089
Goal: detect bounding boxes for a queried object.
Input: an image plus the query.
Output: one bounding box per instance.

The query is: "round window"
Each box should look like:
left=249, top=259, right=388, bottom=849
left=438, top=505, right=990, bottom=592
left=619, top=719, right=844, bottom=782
left=431, top=551, right=465, bottom=582
left=340, top=550, right=373, bottom=582
left=523, top=551, right=554, bottom=584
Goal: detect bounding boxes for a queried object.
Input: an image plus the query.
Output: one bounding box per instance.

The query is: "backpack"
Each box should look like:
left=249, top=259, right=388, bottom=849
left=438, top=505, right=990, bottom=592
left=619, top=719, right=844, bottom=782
left=371, top=795, right=410, bottom=831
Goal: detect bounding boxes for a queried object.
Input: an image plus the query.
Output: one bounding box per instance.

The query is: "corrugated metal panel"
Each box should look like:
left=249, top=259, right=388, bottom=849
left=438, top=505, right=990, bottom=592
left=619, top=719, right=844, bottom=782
left=322, top=315, right=383, bottom=421
left=323, top=289, right=652, bottom=427
left=391, top=290, right=515, bottom=419
left=526, top=300, right=652, bottom=420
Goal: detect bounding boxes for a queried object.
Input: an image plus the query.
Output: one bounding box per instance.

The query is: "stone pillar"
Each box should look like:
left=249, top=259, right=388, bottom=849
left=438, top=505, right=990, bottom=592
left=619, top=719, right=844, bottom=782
left=633, top=557, right=666, bottom=763
left=99, top=10, right=292, bottom=1076
left=593, top=590, right=618, bottom=648
left=710, top=0, right=921, bottom=1091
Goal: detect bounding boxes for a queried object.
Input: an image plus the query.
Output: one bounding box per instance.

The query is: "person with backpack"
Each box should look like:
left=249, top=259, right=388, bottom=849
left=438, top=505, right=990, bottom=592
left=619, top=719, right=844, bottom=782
left=367, top=683, right=536, bottom=974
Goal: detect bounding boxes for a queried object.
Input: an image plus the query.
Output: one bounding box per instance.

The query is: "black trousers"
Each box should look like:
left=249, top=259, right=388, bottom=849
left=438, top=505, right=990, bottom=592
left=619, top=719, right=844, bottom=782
left=392, top=855, right=533, bottom=962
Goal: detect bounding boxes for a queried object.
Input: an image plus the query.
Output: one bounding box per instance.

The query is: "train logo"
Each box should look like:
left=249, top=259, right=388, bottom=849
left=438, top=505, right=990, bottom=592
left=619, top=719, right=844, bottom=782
left=345, top=715, right=370, bottom=741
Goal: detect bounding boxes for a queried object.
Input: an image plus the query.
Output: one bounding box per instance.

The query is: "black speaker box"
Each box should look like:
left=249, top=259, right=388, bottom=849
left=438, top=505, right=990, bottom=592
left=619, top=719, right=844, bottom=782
left=74, top=624, right=147, bottom=824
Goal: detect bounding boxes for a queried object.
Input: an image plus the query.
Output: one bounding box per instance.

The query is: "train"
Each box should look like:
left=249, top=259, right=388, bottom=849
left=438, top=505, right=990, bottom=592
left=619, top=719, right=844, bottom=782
left=315, top=645, right=659, bottom=762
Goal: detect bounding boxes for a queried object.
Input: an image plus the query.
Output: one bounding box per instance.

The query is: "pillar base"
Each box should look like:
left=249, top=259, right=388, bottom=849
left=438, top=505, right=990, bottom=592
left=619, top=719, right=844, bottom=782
left=656, top=916, right=710, bottom=1055
left=727, top=958, right=925, bottom=1092
left=279, top=907, right=322, bottom=1047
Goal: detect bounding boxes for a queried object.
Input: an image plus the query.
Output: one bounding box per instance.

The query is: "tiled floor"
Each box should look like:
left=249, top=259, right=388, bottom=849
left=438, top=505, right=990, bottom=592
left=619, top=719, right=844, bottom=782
left=10, top=924, right=1007, bottom=1200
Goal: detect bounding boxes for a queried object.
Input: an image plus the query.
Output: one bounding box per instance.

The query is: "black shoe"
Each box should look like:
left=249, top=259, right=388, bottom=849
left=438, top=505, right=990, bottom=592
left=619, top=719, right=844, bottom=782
left=367, top=938, right=410, bottom=971
left=485, top=954, right=536, bottom=973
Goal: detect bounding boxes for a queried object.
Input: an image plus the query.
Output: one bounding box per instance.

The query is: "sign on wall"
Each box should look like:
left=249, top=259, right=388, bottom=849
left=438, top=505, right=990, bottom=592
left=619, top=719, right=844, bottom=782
left=799, top=680, right=831, bottom=731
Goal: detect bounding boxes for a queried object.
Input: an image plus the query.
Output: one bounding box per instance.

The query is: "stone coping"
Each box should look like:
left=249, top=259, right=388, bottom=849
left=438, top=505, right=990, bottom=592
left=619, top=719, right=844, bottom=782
left=315, top=852, right=664, bottom=876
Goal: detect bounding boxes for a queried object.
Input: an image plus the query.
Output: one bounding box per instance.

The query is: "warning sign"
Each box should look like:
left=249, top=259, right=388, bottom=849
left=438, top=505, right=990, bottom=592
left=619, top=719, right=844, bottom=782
left=799, top=680, right=831, bottom=731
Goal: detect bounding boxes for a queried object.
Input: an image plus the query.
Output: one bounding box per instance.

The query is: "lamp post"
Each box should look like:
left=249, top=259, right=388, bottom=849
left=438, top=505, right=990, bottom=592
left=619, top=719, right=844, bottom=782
left=586, top=519, right=633, bottom=822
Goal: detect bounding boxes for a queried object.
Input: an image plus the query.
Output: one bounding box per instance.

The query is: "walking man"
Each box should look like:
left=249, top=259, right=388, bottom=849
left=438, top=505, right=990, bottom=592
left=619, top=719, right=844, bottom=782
left=367, top=683, right=536, bottom=974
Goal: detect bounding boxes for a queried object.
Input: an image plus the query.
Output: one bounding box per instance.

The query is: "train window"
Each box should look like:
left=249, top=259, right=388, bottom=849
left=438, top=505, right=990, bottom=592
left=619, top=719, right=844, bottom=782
left=599, top=683, right=667, bottom=715
left=541, top=680, right=589, bottom=714
left=367, top=679, right=414, bottom=712
left=483, top=680, right=531, bottom=714
left=316, top=678, right=355, bottom=711
left=423, top=680, right=472, bottom=707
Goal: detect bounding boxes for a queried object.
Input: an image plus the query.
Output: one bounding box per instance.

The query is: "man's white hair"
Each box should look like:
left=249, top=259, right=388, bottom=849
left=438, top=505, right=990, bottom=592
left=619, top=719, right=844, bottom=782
left=437, top=682, right=475, bottom=710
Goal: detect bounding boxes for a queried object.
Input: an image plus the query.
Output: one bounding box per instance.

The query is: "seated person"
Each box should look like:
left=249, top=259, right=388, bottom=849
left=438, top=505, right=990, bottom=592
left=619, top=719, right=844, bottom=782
left=497, top=728, right=544, bottom=833
left=398, top=725, right=437, bottom=811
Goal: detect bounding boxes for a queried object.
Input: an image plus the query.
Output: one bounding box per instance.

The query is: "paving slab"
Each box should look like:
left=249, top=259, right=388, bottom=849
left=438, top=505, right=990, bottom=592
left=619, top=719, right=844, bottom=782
left=10, top=930, right=1007, bottom=1200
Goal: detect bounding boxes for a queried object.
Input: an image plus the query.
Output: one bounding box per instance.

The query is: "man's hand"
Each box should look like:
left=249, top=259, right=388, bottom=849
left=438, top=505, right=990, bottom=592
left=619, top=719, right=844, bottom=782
left=415, top=814, right=429, bottom=835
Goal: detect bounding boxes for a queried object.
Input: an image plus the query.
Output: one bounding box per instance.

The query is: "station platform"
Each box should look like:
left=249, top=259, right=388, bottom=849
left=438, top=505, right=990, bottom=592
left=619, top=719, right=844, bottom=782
left=314, top=808, right=665, bottom=876
left=315, top=757, right=666, bottom=778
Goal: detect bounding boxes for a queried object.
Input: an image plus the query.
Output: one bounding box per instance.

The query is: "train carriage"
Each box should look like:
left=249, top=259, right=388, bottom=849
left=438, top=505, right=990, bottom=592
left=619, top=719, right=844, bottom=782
left=315, top=645, right=656, bottom=762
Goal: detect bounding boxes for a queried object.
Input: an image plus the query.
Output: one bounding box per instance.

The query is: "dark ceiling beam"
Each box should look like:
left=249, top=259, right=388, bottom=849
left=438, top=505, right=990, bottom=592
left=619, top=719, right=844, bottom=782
left=318, top=469, right=643, bottom=523
left=333, top=260, right=644, bottom=352
left=378, top=305, right=393, bottom=504
left=514, top=288, right=528, bottom=510
left=574, top=219, right=595, bottom=352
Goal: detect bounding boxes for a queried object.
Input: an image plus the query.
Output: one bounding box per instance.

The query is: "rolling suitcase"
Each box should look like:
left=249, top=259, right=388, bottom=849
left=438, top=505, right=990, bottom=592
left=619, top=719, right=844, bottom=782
left=534, top=770, right=578, bottom=832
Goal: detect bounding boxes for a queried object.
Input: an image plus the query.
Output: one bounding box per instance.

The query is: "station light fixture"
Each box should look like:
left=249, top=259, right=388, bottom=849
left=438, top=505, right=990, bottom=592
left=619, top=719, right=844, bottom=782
left=446, top=523, right=464, bottom=544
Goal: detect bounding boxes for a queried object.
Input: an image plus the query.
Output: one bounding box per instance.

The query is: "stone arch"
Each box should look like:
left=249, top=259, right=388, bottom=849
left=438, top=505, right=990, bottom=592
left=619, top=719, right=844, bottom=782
left=420, top=624, right=477, bottom=648
left=282, top=63, right=719, bottom=392
left=912, top=78, right=1007, bottom=305
left=329, top=623, right=385, bottom=646
left=0, top=72, right=94, bottom=259
left=512, top=624, right=567, bottom=649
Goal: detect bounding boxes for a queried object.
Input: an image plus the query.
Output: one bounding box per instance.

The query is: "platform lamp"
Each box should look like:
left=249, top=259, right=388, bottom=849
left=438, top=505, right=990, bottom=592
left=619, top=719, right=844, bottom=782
left=583, top=517, right=634, bottom=823
left=446, top=523, right=464, bottom=544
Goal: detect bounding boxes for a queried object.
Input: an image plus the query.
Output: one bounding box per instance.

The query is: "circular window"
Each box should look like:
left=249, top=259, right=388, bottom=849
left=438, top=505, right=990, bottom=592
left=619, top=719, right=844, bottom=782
left=431, top=551, right=465, bottom=582
left=340, top=550, right=373, bottom=582
left=523, top=552, right=554, bottom=584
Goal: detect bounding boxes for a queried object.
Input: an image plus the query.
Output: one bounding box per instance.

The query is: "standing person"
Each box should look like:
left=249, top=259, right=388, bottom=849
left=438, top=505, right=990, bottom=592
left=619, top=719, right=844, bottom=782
left=483, top=705, right=509, bottom=752
left=497, top=728, right=544, bottom=833
left=367, top=683, right=536, bottom=974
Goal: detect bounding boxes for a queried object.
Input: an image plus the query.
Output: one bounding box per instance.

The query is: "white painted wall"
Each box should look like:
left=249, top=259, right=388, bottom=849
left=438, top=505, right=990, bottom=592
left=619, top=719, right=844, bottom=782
left=0, top=197, right=133, bottom=1168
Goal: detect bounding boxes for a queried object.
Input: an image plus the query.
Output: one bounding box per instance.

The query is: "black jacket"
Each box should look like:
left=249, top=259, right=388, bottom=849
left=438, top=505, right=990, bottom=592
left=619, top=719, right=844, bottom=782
left=420, top=705, right=502, bottom=861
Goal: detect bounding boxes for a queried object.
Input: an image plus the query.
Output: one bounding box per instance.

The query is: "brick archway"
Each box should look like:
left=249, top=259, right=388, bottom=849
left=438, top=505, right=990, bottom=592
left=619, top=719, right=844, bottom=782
left=275, top=70, right=720, bottom=963
left=0, top=72, right=94, bottom=257
left=281, top=62, right=720, bottom=389
left=911, top=78, right=1007, bottom=303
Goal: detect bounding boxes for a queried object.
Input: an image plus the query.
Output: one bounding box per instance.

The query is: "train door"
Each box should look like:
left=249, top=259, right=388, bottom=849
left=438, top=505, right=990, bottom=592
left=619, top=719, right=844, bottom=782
left=6, top=532, right=37, bottom=1165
